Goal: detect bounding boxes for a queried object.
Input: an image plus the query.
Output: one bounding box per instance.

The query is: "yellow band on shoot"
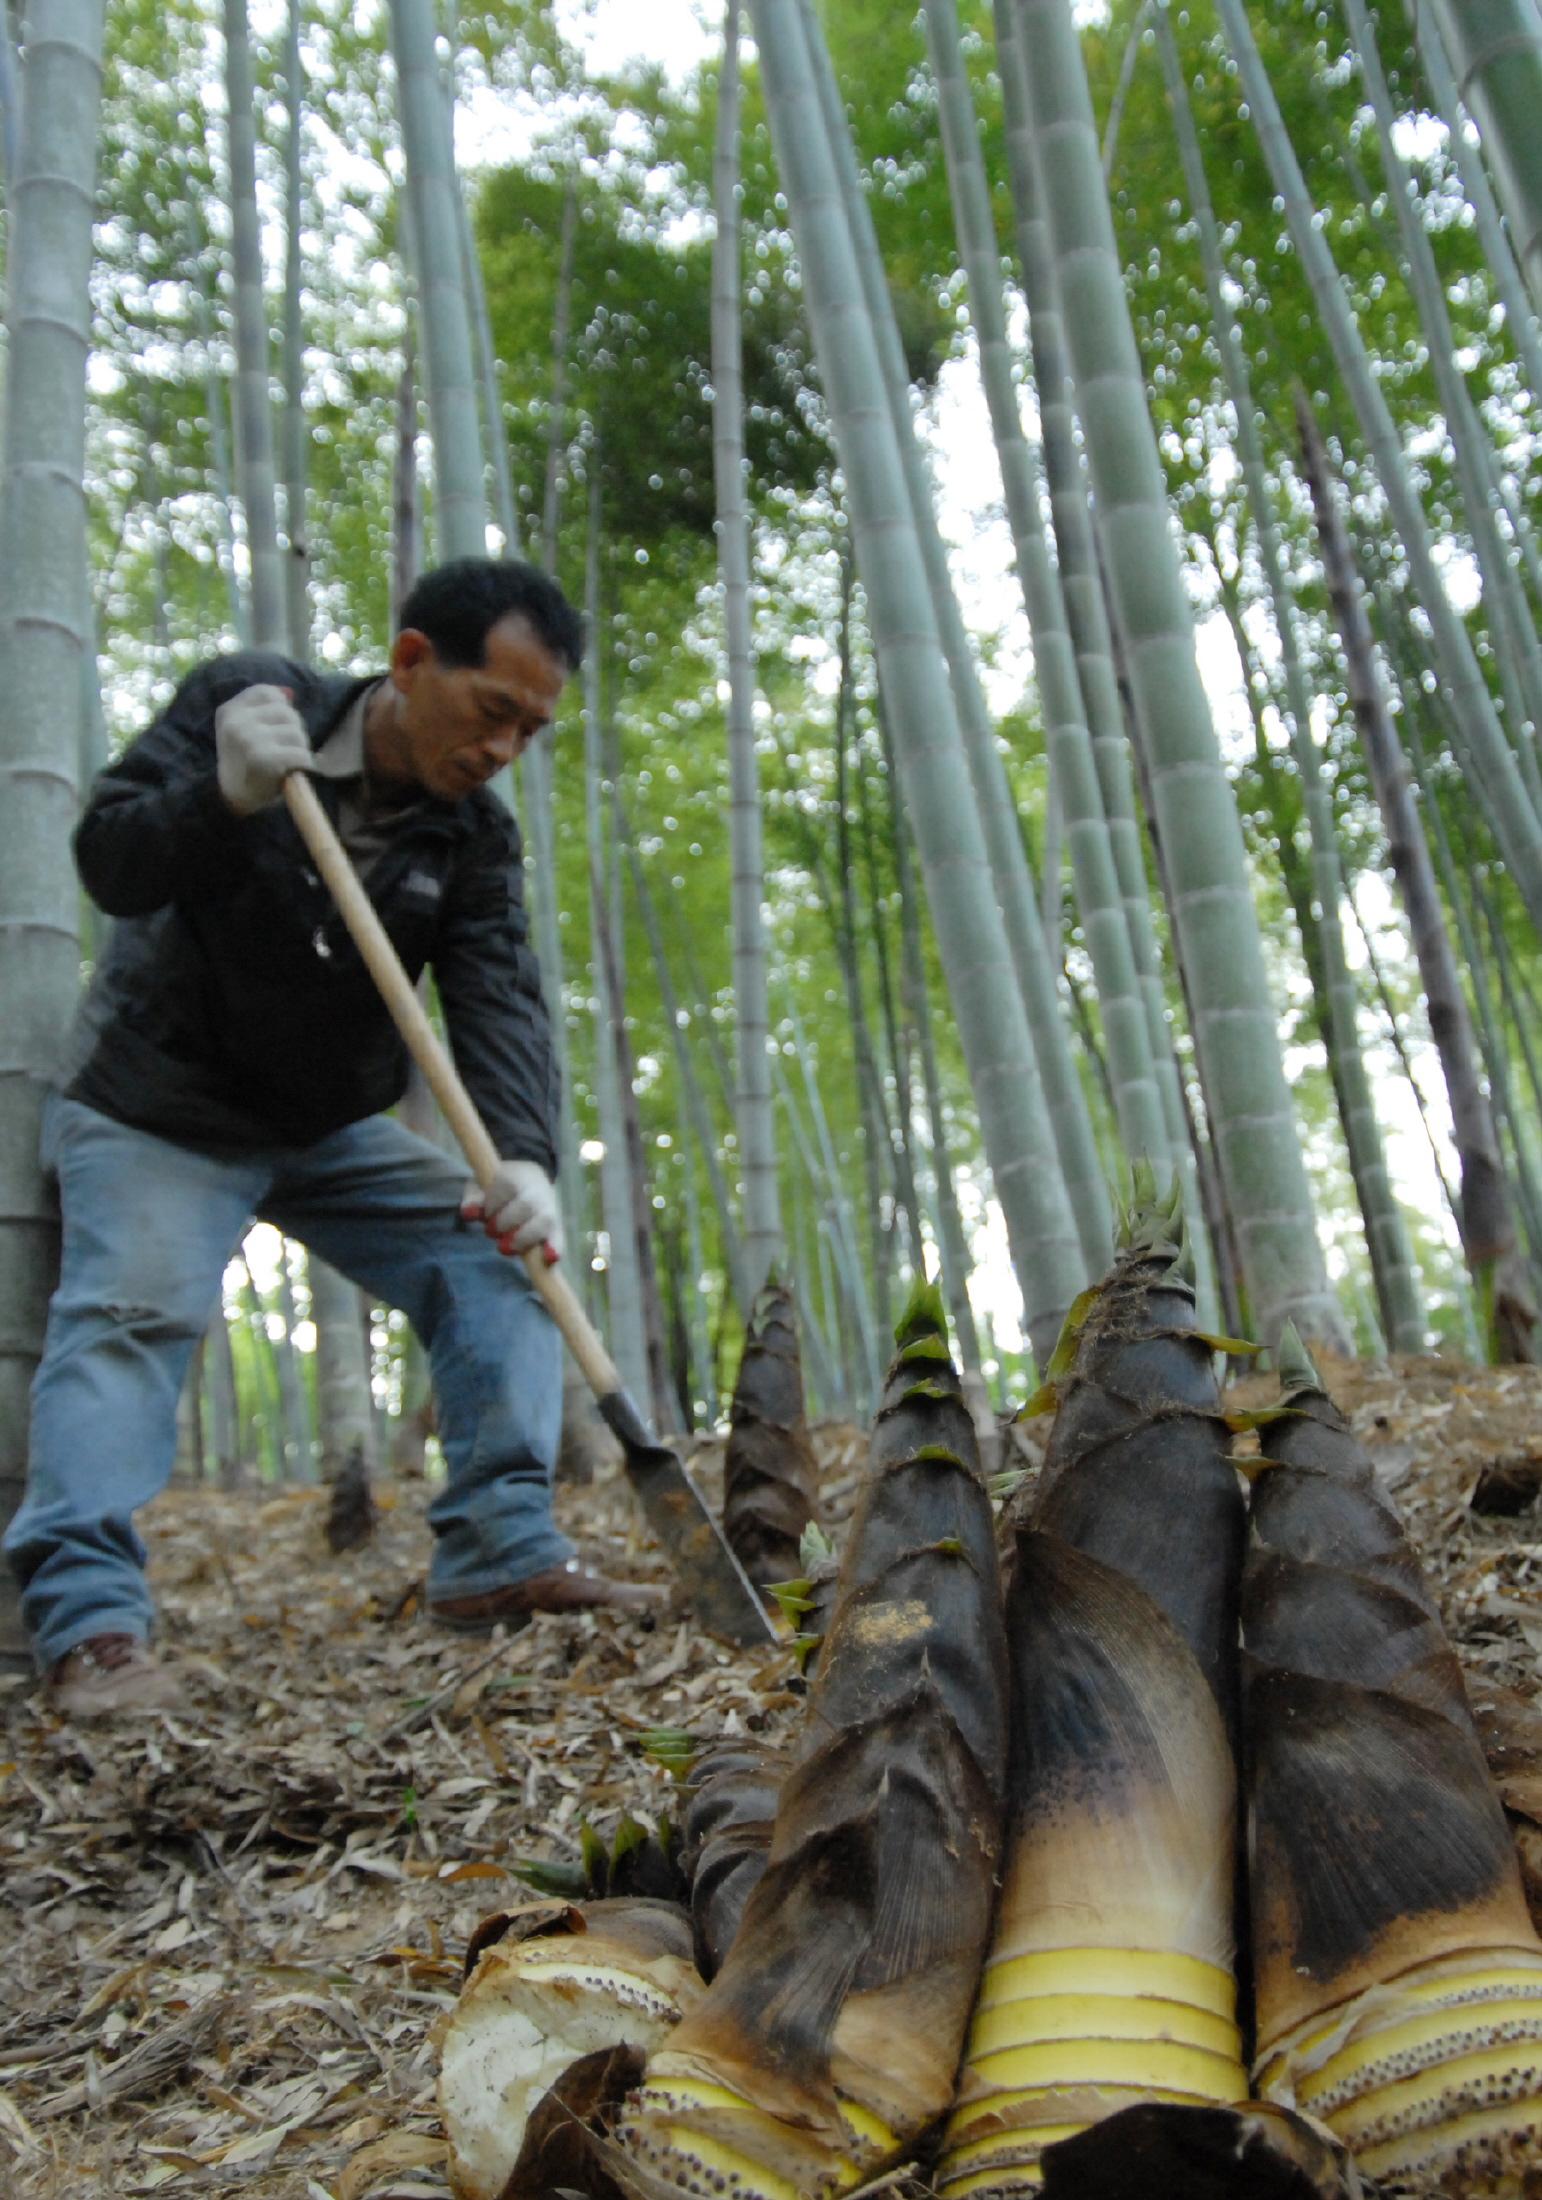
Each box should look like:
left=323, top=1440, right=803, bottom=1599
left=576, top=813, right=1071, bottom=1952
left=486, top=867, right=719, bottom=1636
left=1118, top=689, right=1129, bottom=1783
left=979, top=1947, right=1235, bottom=2020
left=969, top=2034, right=1247, bottom=2101
left=968, top=1991, right=1240, bottom=2061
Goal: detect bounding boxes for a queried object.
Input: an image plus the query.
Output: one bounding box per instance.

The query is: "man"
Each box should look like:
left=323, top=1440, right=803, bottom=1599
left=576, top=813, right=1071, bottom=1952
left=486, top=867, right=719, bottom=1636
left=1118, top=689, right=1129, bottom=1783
left=5, top=556, right=662, bottom=1720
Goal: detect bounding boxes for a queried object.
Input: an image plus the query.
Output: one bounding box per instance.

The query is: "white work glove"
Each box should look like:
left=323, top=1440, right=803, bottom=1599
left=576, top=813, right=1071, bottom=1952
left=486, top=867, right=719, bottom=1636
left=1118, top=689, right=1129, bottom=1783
left=214, top=684, right=315, bottom=815
left=463, top=1159, right=564, bottom=1260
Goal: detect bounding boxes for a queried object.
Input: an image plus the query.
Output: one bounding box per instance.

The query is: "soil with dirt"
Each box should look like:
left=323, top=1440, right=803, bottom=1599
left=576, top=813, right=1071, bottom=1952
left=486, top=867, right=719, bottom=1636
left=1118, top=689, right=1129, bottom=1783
left=3, top=1360, right=1542, bottom=2198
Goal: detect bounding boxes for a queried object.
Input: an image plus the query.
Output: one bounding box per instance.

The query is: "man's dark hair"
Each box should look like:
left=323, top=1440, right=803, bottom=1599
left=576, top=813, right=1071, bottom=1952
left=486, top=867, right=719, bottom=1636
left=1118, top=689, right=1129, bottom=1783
left=398, top=557, right=585, bottom=672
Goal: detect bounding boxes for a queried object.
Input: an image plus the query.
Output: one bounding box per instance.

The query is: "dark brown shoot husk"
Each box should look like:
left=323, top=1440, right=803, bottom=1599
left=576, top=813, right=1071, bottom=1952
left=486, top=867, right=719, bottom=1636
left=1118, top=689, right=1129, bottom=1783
left=620, top=1278, right=1009, bottom=2192
left=722, top=1274, right=820, bottom=1586
left=1244, top=1338, right=1542, bottom=2183
left=678, top=1739, right=790, bottom=1983
left=1245, top=1355, right=1537, bottom=2047
left=1022, top=1197, right=1245, bottom=1732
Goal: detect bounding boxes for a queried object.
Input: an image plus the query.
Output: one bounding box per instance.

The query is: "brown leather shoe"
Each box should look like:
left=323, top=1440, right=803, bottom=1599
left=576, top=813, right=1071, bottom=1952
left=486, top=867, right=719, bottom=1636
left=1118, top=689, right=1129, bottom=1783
left=45, top=1634, right=188, bottom=1719
left=429, top=1560, right=670, bottom=1635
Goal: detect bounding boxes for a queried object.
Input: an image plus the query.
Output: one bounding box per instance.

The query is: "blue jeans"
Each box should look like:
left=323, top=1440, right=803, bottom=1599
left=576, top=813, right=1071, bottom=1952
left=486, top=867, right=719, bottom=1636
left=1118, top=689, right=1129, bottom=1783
left=5, top=1095, right=571, bottom=1669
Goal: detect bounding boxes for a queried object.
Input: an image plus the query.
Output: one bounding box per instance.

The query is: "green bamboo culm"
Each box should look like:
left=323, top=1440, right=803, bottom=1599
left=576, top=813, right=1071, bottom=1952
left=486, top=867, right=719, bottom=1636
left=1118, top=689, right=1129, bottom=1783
left=1152, top=8, right=1424, bottom=1356
left=225, top=0, right=288, bottom=649
left=1421, top=0, right=1542, bottom=321
left=990, top=0, right=1217, bottom=1324
left=1211, top=0, right=1542, bottom=946
left=923, top=0, right=1168, bottom=1182
left=745, top=0, right=1090, bottom=1365
left=713, top=2, right=782, bottom=1298
left=387, top=0, right=486, bottom=559
left=799, top=0, right=1111, bottom=1285
left=1010, top=0, right=1348, bottom=1351
left=0, top=0, right=108, bottom=1661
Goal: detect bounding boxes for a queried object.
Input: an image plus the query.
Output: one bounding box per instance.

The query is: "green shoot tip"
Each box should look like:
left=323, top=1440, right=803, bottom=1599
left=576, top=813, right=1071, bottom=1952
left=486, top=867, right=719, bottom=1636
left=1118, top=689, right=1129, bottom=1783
left=798, top=1520, right=835, bottom=1572
left=894, top=1274, right=949, bottom=1352
left=1276, top=1319, right=1323, bottom=1399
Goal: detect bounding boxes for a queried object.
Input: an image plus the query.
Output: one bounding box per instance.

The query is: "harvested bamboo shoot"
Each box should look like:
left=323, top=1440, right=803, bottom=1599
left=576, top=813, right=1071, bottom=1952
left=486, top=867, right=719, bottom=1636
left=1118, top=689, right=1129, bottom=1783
left=1246, top=1330, right=1542, bottom=2185
left=723, top=1274, right=820, bottom=1586
left=939, top=1185, right=1248, bottom=2192
left=617, top=1278, right=1009, bottom=2196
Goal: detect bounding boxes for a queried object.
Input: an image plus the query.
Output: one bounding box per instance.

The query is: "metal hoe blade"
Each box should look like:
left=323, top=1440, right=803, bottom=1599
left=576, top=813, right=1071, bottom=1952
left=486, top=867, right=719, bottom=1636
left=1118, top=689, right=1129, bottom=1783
left=597, top=1390, right=778, bottom=1645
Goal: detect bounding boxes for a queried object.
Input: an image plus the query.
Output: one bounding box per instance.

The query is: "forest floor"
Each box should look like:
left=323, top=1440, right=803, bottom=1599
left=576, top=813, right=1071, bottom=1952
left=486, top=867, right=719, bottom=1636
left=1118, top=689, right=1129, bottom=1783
left=1, top=1354, right=1541, bottom=2198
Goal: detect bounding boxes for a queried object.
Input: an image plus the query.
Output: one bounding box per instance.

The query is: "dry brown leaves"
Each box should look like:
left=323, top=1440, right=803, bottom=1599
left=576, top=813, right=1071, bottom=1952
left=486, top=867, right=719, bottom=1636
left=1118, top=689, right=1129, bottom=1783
left=0, top=1425, right=860, bottom=2198
left=6, top=1363, right=1542, bottom=2200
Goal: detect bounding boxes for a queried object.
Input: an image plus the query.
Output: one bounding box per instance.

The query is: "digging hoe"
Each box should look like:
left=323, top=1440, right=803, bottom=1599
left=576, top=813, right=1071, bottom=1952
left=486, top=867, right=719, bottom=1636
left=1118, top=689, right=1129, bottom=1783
left=283, top=773, right=776, bottom=1646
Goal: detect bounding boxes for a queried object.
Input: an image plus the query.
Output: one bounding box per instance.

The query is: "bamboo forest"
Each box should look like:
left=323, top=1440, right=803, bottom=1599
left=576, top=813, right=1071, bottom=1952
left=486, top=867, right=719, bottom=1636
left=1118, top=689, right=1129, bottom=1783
left=11, top=0, right=1542, bottom=2190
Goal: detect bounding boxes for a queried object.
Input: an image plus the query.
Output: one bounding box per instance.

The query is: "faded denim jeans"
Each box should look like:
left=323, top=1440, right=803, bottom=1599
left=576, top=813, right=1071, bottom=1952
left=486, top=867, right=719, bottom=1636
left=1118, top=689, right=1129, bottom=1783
left=5, top=1095, right=569, bottom=1669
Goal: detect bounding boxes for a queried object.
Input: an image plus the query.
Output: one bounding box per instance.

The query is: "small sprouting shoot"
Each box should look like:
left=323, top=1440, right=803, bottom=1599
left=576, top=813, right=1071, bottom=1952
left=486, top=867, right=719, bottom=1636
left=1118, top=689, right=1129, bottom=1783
left=1112, top=1156, right=1183, bottom=1255
left=639, top=1726, right=698, bottom=1781
left=894, top=1273, right=950, bottom=1353
left=1274, top=1318, right=1322, bottom=1401
left=798, top=1519, right=835, bottom=1572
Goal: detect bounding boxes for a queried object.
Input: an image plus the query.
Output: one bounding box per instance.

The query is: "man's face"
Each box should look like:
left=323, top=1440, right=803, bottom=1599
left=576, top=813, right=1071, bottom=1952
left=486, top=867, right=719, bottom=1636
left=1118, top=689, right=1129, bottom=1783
left=385, top=611, right=569, bottom=798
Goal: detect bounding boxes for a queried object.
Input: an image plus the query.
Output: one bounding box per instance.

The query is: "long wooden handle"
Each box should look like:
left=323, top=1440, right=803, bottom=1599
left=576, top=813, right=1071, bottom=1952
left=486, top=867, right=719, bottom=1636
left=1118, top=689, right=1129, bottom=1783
left=283, top=771, right=623, bottom=1403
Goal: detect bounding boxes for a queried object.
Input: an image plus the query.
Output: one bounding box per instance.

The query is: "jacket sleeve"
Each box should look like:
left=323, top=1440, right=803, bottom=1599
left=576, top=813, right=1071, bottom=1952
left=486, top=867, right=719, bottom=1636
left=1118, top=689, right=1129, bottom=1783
left=434, top=804, right=561, bottom=1177
left=74, top=653, right=302, bottom=918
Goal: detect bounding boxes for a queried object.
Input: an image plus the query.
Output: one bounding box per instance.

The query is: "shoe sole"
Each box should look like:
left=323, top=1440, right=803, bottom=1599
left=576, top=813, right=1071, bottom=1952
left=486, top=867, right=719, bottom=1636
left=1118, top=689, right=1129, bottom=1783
left=425, top=1606, right=535, bottom=1638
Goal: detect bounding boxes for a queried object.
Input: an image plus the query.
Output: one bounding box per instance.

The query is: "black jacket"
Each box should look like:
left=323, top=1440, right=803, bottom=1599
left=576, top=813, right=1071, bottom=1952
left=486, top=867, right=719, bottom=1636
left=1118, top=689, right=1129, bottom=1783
left=64, top=650, right=559, bottom=1172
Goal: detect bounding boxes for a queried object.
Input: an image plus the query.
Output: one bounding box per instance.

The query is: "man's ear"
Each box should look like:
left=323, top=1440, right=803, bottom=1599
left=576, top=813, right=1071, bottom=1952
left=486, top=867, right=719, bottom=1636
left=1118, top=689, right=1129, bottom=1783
left=390, top=628, right=434, bottom=686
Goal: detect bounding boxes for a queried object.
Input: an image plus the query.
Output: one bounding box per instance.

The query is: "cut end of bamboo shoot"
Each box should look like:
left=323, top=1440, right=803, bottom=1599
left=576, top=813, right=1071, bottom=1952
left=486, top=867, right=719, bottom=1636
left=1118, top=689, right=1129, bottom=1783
left=438, top=1898, right=700, bottom=2200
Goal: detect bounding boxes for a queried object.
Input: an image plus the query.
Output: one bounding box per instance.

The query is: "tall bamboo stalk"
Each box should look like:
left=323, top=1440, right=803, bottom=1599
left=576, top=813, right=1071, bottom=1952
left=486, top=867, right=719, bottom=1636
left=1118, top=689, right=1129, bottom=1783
left=281, top=0, right=309, bottom=660
left=622, top=823, right=750, bottom=1312
left=991, top=0, right=1193, bottom=1196
left=593, top=844, right=679, bottom=1435
left=582, top=470, right=650, bottom=1409
left=1413, top=5, right=1542, bottom=409
left=186, top=192, right=248, bottom=643
left=539, top=177, right=577, bottom=575
left=1298, top=395, right=1534, bottom=1361
left=1422, top=0, right=1542, bottom=316
left=0, top=0, right=106, bottom=1660
left=225, top=0, right=287, bottom=647
left=1213, top=0, right=1542, bottom=943
left=522, top=182, right=581, bottom=1260
left=1157, top=10, right=1423, bottom=1354
left=822, top=125, right=1112, bottom=1284
left=834, top=563, right=898, bottom=1327
left=307, top=1257, right=377, bottom=1479
left=996, top=0, right=1222, bottom=1327
left=1016, top=0, right=1344, bottom=1347
left=387, top=0, right=484, bottom=560
left=714, top=4, right=781, bottom=1294
left=882, top=708, right=983, bottom=1370
left=770, top=1040, right=882, bottom=1412
left=924, top=0, right=1168, bottom=1176
left=391, top=335, right=420, bottom=627
left=749, top=0, right=1089, bottom=1362
left=1345, top=0, right=1542, bottom=786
